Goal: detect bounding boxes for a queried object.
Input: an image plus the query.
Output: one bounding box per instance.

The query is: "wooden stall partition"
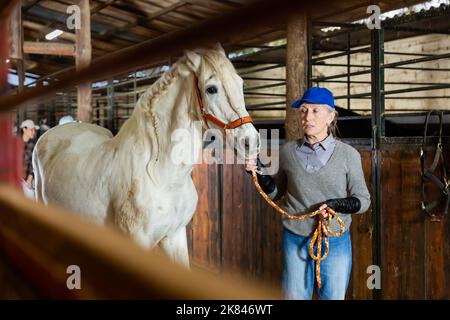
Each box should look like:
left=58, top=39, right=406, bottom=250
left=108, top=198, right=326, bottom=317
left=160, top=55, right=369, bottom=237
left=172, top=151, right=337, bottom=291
left=221, top=161, right=283, bottom=291
left=189, top=160, right=221, bottom=273
left=346, top=148, right=374, bottom=300
left=423, top=142, right=450, bottom=299
left=381, top=141, right=450, bottom=299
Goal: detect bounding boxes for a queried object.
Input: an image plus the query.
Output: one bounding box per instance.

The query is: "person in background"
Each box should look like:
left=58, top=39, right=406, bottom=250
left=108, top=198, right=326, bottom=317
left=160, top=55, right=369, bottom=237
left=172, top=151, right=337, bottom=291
left=20, top=119, right=39, bottom=199
left=58, top=115, right=79, bottom=125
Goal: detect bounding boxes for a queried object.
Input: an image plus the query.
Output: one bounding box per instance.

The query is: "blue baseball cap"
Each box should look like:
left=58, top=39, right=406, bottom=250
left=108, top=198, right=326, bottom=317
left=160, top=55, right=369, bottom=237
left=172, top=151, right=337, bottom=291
left=291, top=87, right=335, bottom=109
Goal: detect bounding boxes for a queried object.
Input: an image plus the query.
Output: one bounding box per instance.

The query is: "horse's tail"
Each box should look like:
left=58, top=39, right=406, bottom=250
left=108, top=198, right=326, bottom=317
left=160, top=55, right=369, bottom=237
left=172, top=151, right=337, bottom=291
left=32, top=142, right=44, bottom=203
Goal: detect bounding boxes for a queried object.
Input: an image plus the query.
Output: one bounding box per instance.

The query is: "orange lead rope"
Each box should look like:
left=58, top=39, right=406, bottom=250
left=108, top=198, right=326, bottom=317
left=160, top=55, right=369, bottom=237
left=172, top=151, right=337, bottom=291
left=251, top=170, right=346, bottom=288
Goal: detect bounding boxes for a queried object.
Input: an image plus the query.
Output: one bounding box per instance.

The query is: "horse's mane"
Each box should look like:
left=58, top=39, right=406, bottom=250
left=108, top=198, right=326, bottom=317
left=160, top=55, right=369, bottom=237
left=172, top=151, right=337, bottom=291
left=135, top=49, right=234, bottom=160
left=136, top=65, right=180, bottom=161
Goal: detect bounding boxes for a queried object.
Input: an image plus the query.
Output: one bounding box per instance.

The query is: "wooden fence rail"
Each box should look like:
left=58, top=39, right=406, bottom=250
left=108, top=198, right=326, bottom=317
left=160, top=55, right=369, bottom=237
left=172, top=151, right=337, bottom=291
left=0, top=184, right=279, bottom=299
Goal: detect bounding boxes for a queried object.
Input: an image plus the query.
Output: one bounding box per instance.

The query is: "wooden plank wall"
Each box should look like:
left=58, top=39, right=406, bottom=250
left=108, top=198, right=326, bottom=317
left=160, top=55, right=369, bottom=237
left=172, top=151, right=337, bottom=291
left=381, top=145, right=450, bottom=299
left=188, top=142, right=450, bottom=299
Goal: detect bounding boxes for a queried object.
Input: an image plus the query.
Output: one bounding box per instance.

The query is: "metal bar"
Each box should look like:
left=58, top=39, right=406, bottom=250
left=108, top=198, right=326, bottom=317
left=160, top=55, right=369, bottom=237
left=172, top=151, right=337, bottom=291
left=370, top=26, right=384, bottom=301
left=392, top=66, right=450, bottom=72
left=244, top=82, right=285, bottom=91
left=382, top=52, right=450, bottom=69
left=312, top=47, right=370, bottom=63
left=241, top=77, right=285, bottom=81
left=232, top=59, right=282, bottom=64
left=334, top=83, right=450, bottom=99
left=335, top=96, right=450, bottom=100
left=315, top=80, right=450, bottom=86
left=312, top=68, right=371, bottom=82
left=237, top=64, right=284, bottom=75
left=107, top=79, right=114, bottom=131
left=245, top=101, right=285, bottom=108
left=337, top=108, right=450, bottom=111
left=314, top=62, right=450, bottom=72
left=133, top=71, right=137, bottom=109
left=91, top=73, right=163, bottom=92
left=385, top=96, right=450, bottom=99
left=314, top=62, right=370, bottom=67
left=247, top=107, right=286, bottom=111
left=384, top=84, right=450, bottom=95
left=244, top=92, right=285, bottom=97
left=313, top=64, right=450, bottom=82
left=307, top=15, right=313, bottom=88
left=384, top=51, right=439, bottom=57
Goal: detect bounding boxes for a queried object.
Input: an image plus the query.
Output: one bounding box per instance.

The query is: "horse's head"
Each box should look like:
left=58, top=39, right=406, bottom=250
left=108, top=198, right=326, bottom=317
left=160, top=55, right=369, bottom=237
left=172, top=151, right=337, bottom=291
left=183, top=44, right=260, bottom=162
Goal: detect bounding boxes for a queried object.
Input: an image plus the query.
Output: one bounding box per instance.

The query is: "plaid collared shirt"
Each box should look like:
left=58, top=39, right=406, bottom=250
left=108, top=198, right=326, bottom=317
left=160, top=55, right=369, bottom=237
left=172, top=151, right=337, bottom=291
left=23, top=139, right=36, bottom=180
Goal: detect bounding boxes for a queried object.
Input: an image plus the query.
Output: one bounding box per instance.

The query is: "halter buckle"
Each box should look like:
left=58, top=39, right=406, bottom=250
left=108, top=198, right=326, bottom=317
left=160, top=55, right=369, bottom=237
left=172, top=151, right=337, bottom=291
left=443, top=179, right=450, bottom=195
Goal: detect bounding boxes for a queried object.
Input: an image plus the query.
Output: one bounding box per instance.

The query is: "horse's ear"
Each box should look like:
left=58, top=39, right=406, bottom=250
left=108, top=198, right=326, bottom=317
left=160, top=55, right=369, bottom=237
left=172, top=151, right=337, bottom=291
left=214, top=43, right=226, bottom=56
left=185, top=50, right=201, bottom=72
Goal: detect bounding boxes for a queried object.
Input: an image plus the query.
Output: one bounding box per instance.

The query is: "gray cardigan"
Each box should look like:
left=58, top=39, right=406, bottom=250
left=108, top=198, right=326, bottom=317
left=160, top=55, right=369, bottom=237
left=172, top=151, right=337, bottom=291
left=272, top=140, right=371, bottom=237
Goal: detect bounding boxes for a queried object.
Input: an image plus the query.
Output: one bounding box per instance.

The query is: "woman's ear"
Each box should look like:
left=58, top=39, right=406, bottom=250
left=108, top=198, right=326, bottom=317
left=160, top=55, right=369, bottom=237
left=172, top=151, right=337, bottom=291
left=326, top=110, right=335, bottom=127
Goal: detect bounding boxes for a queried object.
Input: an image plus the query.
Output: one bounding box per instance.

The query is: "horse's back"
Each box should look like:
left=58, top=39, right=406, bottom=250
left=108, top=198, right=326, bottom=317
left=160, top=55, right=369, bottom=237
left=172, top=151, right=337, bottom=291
left=35, top=122, right=113, bottom=164
left=34, top=122, right=114, bottom=218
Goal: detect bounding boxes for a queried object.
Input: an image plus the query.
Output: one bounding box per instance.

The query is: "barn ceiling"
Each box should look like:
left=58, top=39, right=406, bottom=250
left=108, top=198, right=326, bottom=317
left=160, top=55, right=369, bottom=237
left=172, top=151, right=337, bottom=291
left=17, top=0, right=427, bottom=78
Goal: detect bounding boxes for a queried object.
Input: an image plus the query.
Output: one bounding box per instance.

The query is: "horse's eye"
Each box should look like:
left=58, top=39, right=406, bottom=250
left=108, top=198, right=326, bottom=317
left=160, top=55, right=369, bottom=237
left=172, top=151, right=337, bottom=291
left=206, top=86, right=218, bottom=94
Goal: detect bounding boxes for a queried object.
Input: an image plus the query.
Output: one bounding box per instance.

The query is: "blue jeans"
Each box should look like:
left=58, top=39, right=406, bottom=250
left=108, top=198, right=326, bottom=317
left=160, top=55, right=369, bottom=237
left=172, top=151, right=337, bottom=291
left=281, top=227, right=352, bottom=300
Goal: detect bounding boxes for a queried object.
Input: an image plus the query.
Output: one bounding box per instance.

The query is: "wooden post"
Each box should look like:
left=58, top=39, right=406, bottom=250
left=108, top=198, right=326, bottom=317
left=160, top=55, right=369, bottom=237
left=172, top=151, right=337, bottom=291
left=285, top=11, right=308, bottom=141
left=23, top=42, right=76, bottom=56
left=75, top=0, right=92, bottom=123
left=1, top=0, right=22, bottom=189
left=10, top=1, right=25, bottom=125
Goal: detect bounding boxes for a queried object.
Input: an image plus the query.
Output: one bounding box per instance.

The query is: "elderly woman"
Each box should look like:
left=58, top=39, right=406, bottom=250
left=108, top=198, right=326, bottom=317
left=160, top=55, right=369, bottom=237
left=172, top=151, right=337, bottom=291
left=247, top=87, right=370, bottom=300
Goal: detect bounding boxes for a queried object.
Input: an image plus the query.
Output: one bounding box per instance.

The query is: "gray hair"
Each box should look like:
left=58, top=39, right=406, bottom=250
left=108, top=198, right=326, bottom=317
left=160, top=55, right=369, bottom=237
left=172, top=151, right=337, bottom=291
left=328, top=109, right=340, bottom=137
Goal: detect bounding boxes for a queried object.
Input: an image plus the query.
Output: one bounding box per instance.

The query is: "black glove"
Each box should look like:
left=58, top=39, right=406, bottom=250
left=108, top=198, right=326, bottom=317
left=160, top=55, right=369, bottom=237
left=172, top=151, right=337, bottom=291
left=246, top=158, right=277, bottom=195
left=325, top=197, right=361, bottom=214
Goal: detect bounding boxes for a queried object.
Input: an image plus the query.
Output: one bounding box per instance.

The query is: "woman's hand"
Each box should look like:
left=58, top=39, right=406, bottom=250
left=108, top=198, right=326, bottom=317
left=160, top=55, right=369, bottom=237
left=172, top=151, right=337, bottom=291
left=245, top=159, right=258, bottom=173
left=319, top=203, right=329, bottom=218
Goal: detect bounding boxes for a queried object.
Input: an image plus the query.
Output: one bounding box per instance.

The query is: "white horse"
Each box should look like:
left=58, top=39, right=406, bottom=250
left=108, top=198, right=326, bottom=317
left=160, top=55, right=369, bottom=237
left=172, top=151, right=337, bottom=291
left=33, top=44, right=260, bottom=267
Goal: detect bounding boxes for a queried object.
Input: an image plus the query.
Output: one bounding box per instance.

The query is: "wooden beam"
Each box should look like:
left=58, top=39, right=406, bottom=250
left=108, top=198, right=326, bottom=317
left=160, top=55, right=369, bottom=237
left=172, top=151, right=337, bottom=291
left=75, top=0, right=92, bottom=123
left=90, top=0, right=117, bottom=14
left=22, top=0, right=42, bottom=13
left=9, top=2, right=22, bottom=61
left=285, top=11, right=308, bottom=141
left=23, top=41, right=75, bottom=56
left=0, top=185, right=279, bottom=298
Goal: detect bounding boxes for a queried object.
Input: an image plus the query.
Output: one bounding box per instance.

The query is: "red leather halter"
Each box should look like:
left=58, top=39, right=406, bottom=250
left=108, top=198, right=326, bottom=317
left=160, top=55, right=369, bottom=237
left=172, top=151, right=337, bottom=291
left=194, top=75, right=253, bottom=129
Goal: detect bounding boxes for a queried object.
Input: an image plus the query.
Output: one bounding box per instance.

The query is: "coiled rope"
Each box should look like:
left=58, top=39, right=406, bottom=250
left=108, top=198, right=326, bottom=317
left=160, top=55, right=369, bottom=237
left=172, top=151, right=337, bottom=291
left=251, top=170, right=346, bottom=288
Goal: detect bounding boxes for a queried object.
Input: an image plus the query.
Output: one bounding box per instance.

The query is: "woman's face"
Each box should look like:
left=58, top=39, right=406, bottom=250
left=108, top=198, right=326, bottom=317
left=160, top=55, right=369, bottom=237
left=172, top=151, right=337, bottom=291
left=299, top=103, right=334, bottom=138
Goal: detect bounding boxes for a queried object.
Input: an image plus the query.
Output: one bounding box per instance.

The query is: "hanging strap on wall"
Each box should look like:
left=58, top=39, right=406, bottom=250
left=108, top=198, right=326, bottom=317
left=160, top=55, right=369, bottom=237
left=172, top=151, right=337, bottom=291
left=420, top=110, right=449, bottom=221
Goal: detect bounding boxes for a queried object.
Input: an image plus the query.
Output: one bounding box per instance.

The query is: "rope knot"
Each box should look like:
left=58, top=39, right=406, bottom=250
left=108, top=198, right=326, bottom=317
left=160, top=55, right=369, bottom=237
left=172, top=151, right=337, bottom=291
left=251, top=170, right=346, bottom=288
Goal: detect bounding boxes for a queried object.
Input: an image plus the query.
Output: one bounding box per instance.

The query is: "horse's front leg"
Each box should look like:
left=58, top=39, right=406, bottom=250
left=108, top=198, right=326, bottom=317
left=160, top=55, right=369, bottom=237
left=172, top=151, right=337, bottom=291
left=159, top=226, right=190, bottom=268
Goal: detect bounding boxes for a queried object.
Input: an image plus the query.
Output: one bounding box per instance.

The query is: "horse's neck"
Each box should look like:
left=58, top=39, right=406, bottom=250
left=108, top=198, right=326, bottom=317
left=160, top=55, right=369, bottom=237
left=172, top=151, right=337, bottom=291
left=113, top=71, right=201, bottom=179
